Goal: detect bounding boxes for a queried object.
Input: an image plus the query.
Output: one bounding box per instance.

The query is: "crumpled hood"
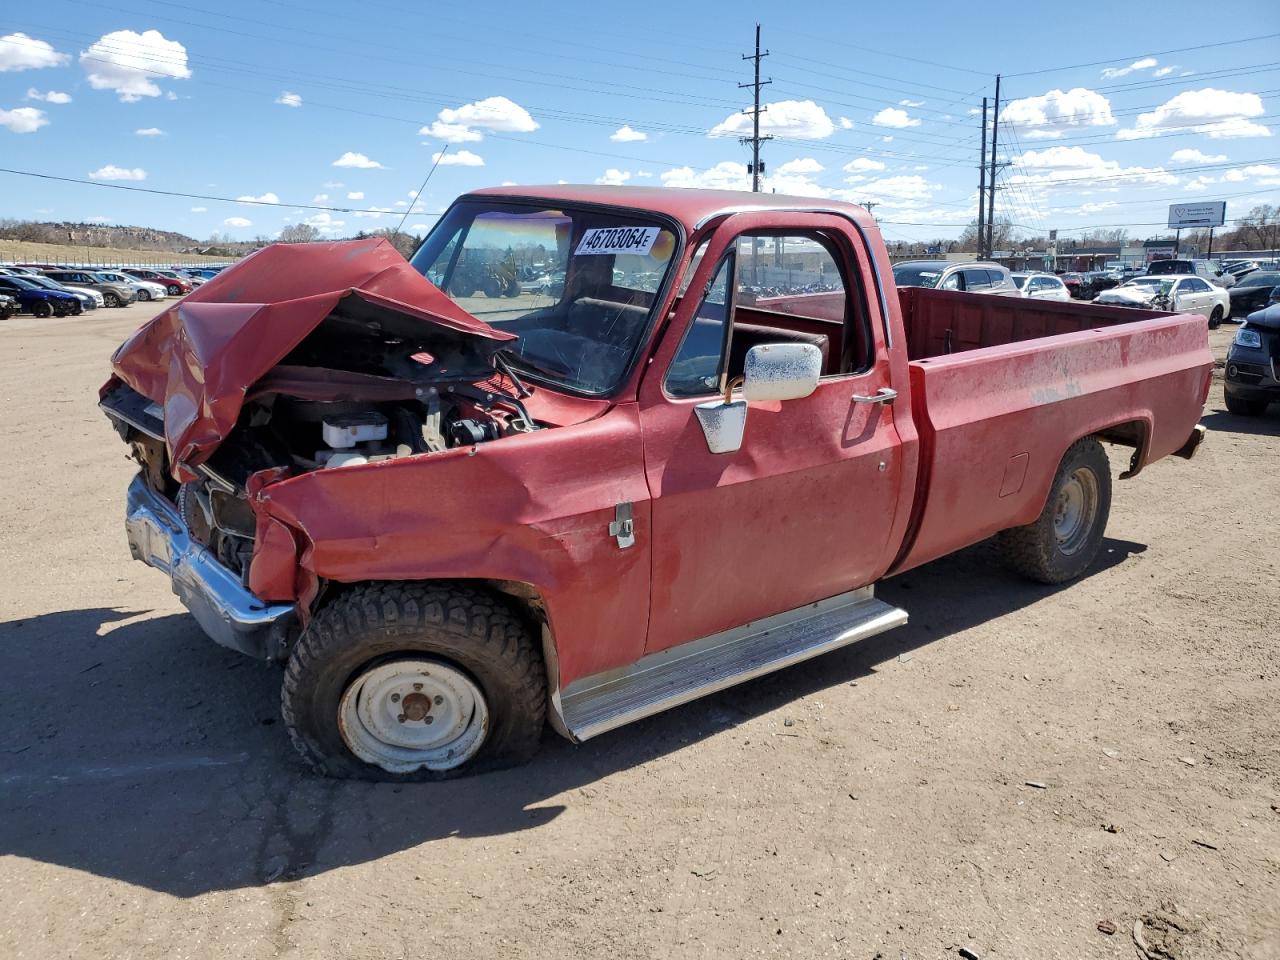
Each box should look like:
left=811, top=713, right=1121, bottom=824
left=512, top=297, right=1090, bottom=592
left=109, top=237, right=515, bottom=480
left=1246, top=303, right=1280, bottom=329
left=1096, top=286, right=1159, bottom=306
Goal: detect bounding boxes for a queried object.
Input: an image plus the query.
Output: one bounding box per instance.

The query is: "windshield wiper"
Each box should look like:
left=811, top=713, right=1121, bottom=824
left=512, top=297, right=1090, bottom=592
left=496, top=347, right=574, bottom=383
left=493, top=349, right=532, bottom=398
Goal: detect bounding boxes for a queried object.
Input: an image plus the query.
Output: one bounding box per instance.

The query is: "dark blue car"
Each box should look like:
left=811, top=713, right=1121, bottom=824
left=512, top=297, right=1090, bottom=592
left=0, top=275, right=81, bottom=317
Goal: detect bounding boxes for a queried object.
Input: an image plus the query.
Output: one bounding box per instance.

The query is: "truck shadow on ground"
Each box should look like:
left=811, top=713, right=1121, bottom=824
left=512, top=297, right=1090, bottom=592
left=1201, top=407, right=1279, bottom=436
left=0, top=537, right=1144, bottom=898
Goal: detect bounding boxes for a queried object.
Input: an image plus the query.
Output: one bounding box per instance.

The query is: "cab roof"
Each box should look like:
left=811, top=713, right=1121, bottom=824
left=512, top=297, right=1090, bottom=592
left=465, top=184, right=876, bottom=234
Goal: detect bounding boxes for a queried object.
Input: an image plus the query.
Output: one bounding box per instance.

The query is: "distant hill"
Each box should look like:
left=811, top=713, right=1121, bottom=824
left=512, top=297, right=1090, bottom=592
left=0, top=219, right=260, bottom=258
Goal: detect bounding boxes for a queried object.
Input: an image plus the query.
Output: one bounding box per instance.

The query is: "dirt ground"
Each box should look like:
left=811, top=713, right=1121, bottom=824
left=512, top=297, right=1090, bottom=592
left=1, top=302, right=1277, bottom=960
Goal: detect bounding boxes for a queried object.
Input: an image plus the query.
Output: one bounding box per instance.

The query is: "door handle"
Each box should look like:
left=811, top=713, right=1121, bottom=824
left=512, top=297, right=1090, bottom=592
left=852, top=387, right=897, bottom=405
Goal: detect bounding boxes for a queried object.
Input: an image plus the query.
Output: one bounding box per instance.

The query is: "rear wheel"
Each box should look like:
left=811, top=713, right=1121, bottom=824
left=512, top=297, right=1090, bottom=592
left=1209, top=306, right=1223, bottom=329
left=1226, top=393, right=1268, bottom=416
left=999, top=437, right=1112, bottom=584
left=282, top=582, right=546, bottom=781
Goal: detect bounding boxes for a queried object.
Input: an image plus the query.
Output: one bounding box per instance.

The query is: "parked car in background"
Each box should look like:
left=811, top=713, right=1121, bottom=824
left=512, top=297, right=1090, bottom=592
left=124, top=268, right=192, bottom=297
left=0, top=293, right=17, bottom=320
left=1011, top=272, right=1071, bottom=301
left=0, top=275, right=82, bottom=317
left=96, top=270, right=167, bottom=302
left=42, top=269, right=136, bottom=308
left=891, top=260, right=1019, bottom=296
left=20, top=274, right=100, bottom=312
left=175, top=269, right=207, bottom=285
left=1226, top=270, right=1280, bottom=317
left=1223, top=260, right=1258, bottom=282
left=1095, top=274, right=1228, bottom=327
left=1148, top=258, right=1235, bottom=288
left=1224, top=302, right=1280, bottom=415
left=0, top=265, right=44, bottom=277
left=1058, top=272, right=1086, bottom=298
left=152, top=268, right=201, bottom=291
left=1081, top=272, right=1121, bottom=299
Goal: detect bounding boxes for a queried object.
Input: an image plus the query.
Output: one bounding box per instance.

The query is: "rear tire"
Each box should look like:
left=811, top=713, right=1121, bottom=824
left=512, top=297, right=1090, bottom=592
left=999, top=437, right=1112, bottom=584
left=1226, top=393, right=1267, bottom=416
left=282, top=582, right=546, bottom=781
left=1209, top=306, right=1223, bottom=329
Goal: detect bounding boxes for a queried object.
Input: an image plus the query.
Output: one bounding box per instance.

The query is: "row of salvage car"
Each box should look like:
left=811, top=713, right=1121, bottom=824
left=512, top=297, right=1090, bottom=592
left=0, top=263, right=223, bottom=319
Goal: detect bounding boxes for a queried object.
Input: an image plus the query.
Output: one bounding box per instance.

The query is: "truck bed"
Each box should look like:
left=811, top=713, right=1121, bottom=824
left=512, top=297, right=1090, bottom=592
left=891, top=292, right=1212, bottom=574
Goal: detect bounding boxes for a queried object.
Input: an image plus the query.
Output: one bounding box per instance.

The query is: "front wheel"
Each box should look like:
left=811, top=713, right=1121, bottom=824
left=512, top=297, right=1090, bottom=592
left=137, top=289, right=151, bottom=302
left=999, top=437, right=1112, bottom=584
left=104, top=292, right=122, bottom=308
left=282, top=582, right=546, bottom=781
left=167, top=284, right=181, bottom=296
left=31, top=301, right=52, bottom=318
left=1209, top=306, right=1223, bottom=330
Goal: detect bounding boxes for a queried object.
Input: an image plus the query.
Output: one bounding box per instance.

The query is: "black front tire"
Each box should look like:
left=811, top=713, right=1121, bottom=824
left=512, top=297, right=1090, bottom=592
left=31, top=302, right=52, bottom=318
left=1209, top=306, right=1223, bottom=329
left=104, top=292, right=122, bottom=308
left=999, top=437, right=1113, bottom=584
left=167, top=284, right=181, bottom=296
left=282, top=582, right=546, bottom=781
left=137, top=289, right=151, bottom=302
left=1226, top=393, right=1267, bottom=416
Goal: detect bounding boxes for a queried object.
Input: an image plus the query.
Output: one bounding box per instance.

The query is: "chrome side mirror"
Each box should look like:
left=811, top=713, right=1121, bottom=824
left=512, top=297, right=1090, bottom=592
left=693, top=343, right=823, bottom=455
left=741, top=342, right=822, bottom=402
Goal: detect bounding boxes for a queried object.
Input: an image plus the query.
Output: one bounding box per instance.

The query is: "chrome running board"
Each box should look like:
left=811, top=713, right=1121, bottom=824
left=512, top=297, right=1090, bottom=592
left=558, top=587, right=908, bottom=741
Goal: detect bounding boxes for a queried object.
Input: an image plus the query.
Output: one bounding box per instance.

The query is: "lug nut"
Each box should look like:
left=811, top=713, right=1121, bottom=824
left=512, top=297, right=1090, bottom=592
left=390, top=693, right=400, bottom=702
left=434, top=695, right=444, bottom=705
left=424, top=716, right=434, bottom=724
left=413, top=683, right=423, bottom=691
left=397, top=714, right=406, bottom=723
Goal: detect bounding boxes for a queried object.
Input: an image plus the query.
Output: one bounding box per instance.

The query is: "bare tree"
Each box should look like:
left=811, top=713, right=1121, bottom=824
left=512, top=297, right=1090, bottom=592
left=279, top=223, right=321, bottom=244
left=370, top=227, right=421, bottom=258
left=1236, top=204, right=1280, bottom=252
left=956, top=217, right=1016, bottom=254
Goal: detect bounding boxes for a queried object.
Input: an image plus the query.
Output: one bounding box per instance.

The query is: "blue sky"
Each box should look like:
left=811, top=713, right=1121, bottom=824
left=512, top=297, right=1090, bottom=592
left=1, top=0, right=1277, bottom=245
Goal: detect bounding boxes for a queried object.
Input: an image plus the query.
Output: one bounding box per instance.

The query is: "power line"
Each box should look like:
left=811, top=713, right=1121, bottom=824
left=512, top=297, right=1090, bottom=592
left=1004, top=32, right=1280, bottom=78
left=740, top=24, right=773, bottom=193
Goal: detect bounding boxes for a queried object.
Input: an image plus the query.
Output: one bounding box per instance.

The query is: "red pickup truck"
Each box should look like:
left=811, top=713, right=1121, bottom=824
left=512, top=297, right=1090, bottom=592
left=101, top=186, right=1211, bottom=781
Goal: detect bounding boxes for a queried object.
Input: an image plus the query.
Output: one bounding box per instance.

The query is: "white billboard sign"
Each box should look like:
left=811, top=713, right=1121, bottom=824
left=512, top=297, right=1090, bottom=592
left=1168, top=202, right=1226, bottom=229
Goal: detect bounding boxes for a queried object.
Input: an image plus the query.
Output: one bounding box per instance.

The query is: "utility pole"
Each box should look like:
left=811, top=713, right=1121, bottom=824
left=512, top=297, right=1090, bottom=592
left=739, top=23, right=772, bottom=193
left=860, top=201, right=879, bottom=221
left=978, top=97, right=988, bottom=259
left=986, top=74, right=1003, bottom=260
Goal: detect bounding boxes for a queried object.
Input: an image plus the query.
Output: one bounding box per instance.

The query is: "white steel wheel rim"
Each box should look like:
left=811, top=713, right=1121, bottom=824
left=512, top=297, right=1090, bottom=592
left=1053, top=468, right=1098, bottom=556
left=338, top=658, right=489, bottom=773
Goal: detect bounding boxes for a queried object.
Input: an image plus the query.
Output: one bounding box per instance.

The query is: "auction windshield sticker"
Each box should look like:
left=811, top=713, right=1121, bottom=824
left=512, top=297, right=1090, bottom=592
left=575, top=226, right=660, bottom=256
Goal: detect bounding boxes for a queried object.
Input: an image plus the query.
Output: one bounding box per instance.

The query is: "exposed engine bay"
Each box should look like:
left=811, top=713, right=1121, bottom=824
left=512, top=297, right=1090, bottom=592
left=102, top=300, right=543, bottom=586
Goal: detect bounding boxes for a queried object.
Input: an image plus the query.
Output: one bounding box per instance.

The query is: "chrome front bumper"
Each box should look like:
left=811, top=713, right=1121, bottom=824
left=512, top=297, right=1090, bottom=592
left=125, top=473, right=295, bottom=660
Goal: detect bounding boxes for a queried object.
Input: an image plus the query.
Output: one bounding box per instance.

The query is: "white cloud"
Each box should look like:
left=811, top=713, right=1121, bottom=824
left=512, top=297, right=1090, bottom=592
left=595, top=168, right=632, bottom=185
left=1170, top=148, right=1227, bottom=164
left=659, top=159, right=829, bottom=198
left=432, top=149, right=484, bottom=166
left=709, top=99, right=835, bottom=140
left=872, top=107, right=920, bottom=129
left=275, top=91, right=302, bottom=108
left=635, top=170, right=653, bottom=178
left=1220, top=163, right=1280, bottom=184
left=323, top=180, right=343, bottom=189
left=1011, top=145, right=1176, bottom=189
left=346, top=191, right=364, bottom=200
left=303, top=212, right=344, bottom=234
left=0, top=106, right=48, bottom=133
left=1117, top=88, right=1270, bottom=140
left=843, top=157, right=886, bottom=173
left=80, top=30, right=190, bottom=102
left=393, top=200, right=408, bottom=207
left=353, top=206, right=394, bottom=219
left=89, top=164, right=146, bottom=180
left=1001, top=88, right=1115, bottom=139
left=312, top=193, right=328, bottom=202
left=417, top=95, right=538, bottom=143
left=190, top=206, right=206, bottom=213
left=135, top=127, right=164, bottom=136
left=610, top=124, right=648, bottom=142
left=1154, top=66, right=1176, bottom=78
left=899, top=99, right=924, bottom=108
left=839, top=116, right=854, bottom=129
left=0, top=33, right=68, bottom=72
left=776, top=157, right=824, bottom=175
left=237, top=192, right=280, bottom=204
left=333, top=151, right=385, bottom=168
left=25, top=88, right=71, bottom=104
left=1101, top=57, right=1157, bottom=79
left=849, top=174, right=938, bottom=203
left=881, top=135, right=893, bottom=143
left=223, top=217, right=252, bottom=228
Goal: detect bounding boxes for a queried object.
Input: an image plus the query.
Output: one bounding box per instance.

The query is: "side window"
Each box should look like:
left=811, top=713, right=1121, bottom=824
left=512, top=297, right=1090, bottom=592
left=941, top=272, right=962, bottom=291
left=666, top=255, right=733, bottom=397
left=962, top=268, right=990, bottom=291
left=665, top=230, right=868, bottom=397
left=1190, top=278, right=1210, bottom=292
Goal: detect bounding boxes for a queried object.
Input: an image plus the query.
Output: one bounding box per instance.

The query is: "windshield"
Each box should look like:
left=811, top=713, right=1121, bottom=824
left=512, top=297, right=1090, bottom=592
left=1148, top=260, right=1188, bottom=274
left=1, top=276, right=38, bottom=290
left=1240, top=272, right=1280, bottom=287
left=410, top=200, right=678, bottom=395
left=1124, top=278, right=1174, bottom=295
left=892, top=263, right=945, bottom=288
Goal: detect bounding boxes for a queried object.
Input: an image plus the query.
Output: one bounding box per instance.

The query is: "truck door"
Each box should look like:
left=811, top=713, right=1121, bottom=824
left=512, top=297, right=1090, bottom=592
left=637, top=211, right=911, bottom=655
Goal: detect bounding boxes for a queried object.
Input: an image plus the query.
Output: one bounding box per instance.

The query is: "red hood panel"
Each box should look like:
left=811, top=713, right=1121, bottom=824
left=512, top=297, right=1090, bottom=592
left=109, top=238, right=514, bottom=479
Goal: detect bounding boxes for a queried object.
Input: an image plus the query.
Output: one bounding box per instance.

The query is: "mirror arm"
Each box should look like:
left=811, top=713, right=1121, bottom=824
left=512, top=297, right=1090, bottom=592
left=722, top=375, right=744, bottom=405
